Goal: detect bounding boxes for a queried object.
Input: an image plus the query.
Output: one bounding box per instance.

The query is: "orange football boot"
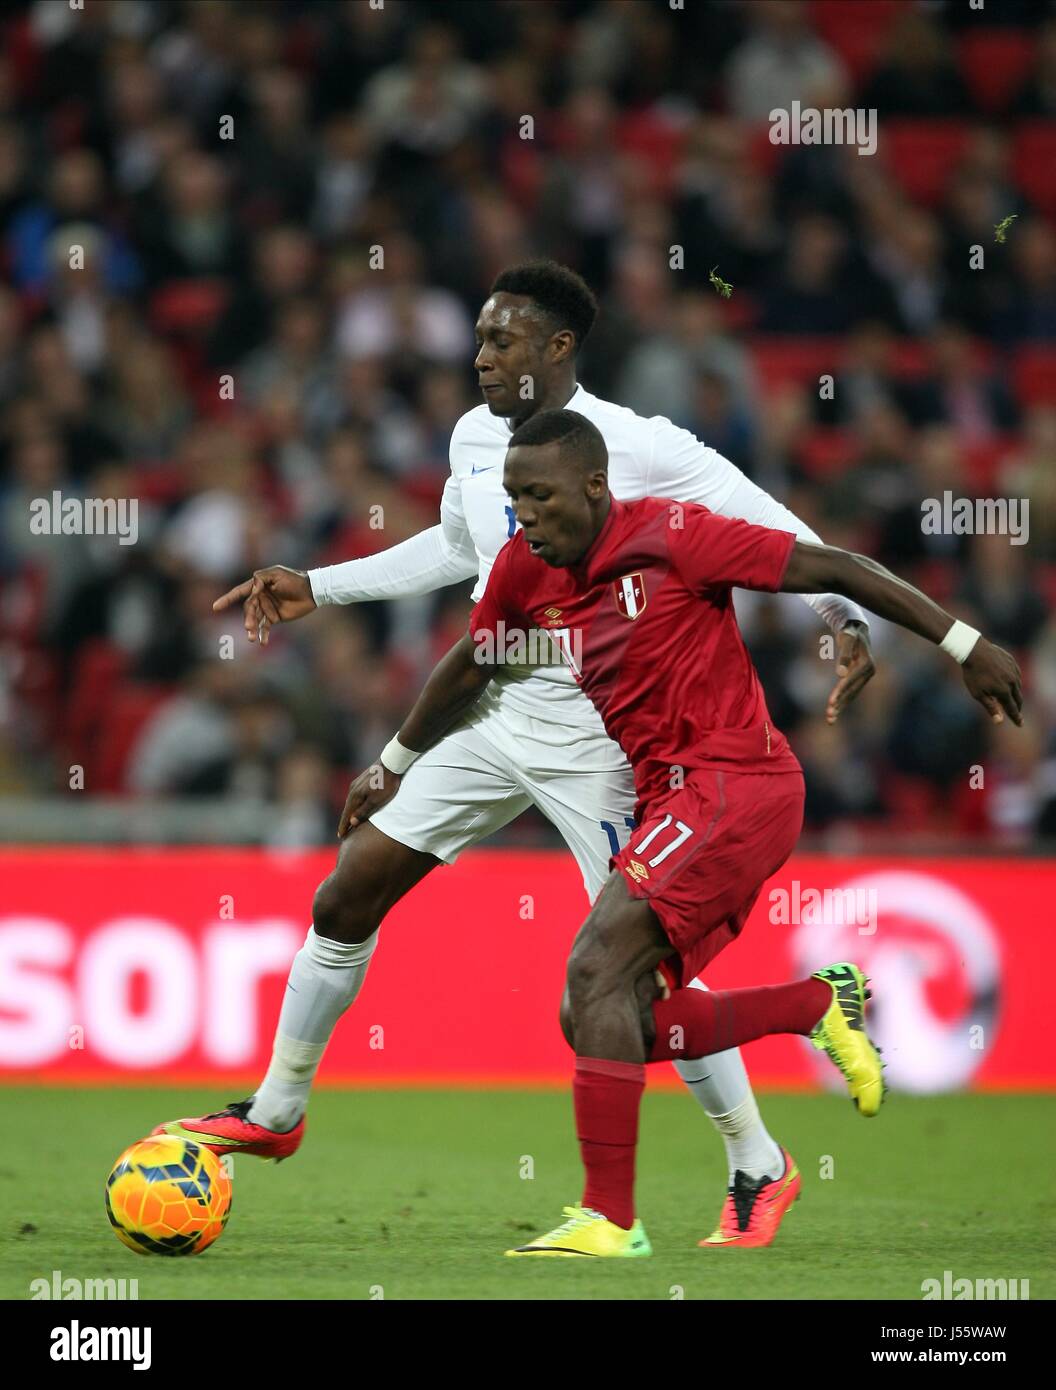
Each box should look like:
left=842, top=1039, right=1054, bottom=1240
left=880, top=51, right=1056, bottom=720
left=152, top=1099, right=304, bottom=1162
left=699, top=1146, right=801, bottom=1249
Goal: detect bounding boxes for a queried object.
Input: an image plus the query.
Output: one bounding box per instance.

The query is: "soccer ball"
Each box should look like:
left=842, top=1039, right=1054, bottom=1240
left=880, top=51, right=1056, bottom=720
left=104, top=1134, right=232, bottom=1256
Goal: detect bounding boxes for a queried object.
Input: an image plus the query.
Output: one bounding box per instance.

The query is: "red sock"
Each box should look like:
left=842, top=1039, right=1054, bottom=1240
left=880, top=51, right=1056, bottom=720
left=649, top=978, right=831, bottom=1062
left=574, top=1057, right=645, bottom=1231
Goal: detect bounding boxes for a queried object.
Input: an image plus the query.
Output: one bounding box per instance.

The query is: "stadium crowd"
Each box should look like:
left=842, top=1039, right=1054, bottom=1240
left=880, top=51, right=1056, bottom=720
left=1, top=0, right=1054, bottom=848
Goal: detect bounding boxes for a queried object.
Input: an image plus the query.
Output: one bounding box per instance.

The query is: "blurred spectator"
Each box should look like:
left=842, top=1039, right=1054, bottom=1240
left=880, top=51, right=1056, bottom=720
left=1000, top=407, right=1056, bottom=560
left=235, top=65, right=317, bottom=225
left=360, top=22, right=486, bottom=154
left=958, top=530, right=1049, bottom=652
left=0, top=0, right=1050, bottom=848
left=725, top=0, right=847, bottom=124
left=97, top=331, right=192, bottom=462
left=888, top=654, right=988, bottom=790
left=415, top=365, right=477, bottom=476
left=0, top=285, right=21, bottom=403
left=685, top=369, right=756, bottom=466
left=239, top=294, right=336, bottom=423
left=7, top=148, right=141, bottom=295
left=866, top=208, right=951, bottom=336
left=137, top=149, right=242, bottom=284
left=335, top=231, right=473, bottom=365
left=208, top=224, right=314, bottom=367
left=824, top=320, right=912, bottom=428
left=761, top=215, right=872, bottom=334
left=162, top=422, right=278, bottom=581
left=942, top=131, right=1026, bottom=334
left=908, top=321, right=1020, bottom=442
left=1012, top=17, right=1056, bottom=117
left=312, top=113, right=374, bottom=242
left=616, top=277, right=756, bottom=425
left=873, top=424, right=970, bottom=571
left=266, top=744, right=333, bottom=849
left=993, top=218, right=1056, bottom=342
left=861, top=11, right=972, bottom=117
left=535, top=86, right=627, bottom=291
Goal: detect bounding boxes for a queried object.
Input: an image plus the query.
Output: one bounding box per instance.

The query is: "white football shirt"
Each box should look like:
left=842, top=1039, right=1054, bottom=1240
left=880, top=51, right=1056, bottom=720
left=310, top=384, right=864, bottom=728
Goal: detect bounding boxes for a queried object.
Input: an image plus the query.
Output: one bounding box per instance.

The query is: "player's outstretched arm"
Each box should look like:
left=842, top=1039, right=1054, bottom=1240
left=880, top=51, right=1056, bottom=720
left=648, top=420, right=876, bottom=718
left=215, top=471, right=479, bottom=646
left=780, top=542, right=1023, bottom=727
left=309, top=474, right=478, bottom=608
left=714, top=475, right=876, bottom=721
left=337, top=632, right=496, bottom=837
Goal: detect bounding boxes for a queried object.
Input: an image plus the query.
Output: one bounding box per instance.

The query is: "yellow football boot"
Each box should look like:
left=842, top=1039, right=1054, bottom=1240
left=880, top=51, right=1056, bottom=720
left=809, top=962, right=885, bottom=1116
left=505, top=1204, right=652, bottom=1257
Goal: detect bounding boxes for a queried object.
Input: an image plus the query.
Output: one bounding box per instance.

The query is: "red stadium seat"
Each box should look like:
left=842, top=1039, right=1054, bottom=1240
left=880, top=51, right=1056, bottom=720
left=617, top=110, right=687, bottom=199
left=1013, top=348, right=1056, bottom=407
left=131, top=462, right=188, bottom=506
left=950, top=777, right=989, bottom=836
left=1012, top=123, right=1056, bottom=216
left=751, top=337, right=844, bottom=395
left=800, top=428, right=859, bottom=480
left=1038, top=564, right=1056, bottom=612
left=94, top=684, right=177, bottom=794
left=888, top=340, right=931, bottom=378
left=958, top=30, right=1036, bottom=114
left=883, top=772, right=944, bottom=831
left=149, top=279, right=229, bottom=335
left=65, top=640, right=128, bottom=758
left=880, top=121, right=972, bottom=207
left=747, top=123, right=786, bottom=178
left=809, top=0, right=906, bottom=85
left=961, top=436, right=1019, bottom=492
left=400, top=470, right=446, bottom=512
left=500, top=137, right=544, bottom=213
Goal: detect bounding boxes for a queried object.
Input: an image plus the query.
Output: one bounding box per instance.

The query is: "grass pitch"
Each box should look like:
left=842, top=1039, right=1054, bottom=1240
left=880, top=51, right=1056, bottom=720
left=3, top=1087, right=1053, bottom=1301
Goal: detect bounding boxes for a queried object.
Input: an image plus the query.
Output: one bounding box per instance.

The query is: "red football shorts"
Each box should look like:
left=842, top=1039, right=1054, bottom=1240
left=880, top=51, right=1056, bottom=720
left=613, top=768, right=806, bottom=986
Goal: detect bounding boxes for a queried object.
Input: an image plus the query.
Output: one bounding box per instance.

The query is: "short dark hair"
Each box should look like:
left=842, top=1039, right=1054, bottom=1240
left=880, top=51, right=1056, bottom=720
left=507, top=409, right=608, bottom=473
left=489, top=260, right=598, bottom=352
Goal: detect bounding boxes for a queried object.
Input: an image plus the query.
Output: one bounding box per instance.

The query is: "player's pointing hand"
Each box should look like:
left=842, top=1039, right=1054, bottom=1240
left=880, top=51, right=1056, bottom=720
left=212, top=566, right=316, bottom=646
left=338, top=764, right=403, bottom=838
left=826, top=620, right=876, bottom=724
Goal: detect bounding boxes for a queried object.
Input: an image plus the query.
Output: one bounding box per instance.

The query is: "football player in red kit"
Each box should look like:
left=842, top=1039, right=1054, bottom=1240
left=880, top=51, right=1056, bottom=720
left=341, top=409, right=1023, bottom=1258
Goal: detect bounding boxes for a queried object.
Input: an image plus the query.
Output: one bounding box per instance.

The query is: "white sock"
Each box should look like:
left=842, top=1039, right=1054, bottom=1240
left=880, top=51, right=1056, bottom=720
left=673, top=979, right=784, bottom=1183
left=248, top=925, right=378, bottom=1132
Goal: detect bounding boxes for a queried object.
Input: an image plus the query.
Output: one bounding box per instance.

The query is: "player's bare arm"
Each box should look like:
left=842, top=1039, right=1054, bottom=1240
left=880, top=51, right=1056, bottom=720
left=337, top=633, right=497, bottom=837
left=781, top=542, right=1023, bottom=727
left=212, top=565, right=316, bottom=646
left=676, top=435, right=878, bottom=721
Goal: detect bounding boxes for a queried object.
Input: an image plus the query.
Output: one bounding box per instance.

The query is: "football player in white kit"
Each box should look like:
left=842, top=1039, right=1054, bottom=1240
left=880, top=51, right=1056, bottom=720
left=156, top=262, right=875, bottom=1247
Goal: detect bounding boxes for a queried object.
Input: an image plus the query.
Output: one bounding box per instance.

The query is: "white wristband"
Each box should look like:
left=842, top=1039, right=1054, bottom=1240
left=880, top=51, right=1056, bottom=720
left=940, top=620, right=981, bottom=664
left=379, top=735, right=419, bottom=776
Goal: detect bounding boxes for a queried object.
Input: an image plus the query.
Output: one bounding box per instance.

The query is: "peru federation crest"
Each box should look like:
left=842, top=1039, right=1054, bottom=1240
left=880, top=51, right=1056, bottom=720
left=614, top=572, right=647, bottom=620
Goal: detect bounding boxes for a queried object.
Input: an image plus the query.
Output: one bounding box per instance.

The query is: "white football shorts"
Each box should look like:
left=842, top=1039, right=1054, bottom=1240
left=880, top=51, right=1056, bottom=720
left=369, top=684, right=638, bottom=902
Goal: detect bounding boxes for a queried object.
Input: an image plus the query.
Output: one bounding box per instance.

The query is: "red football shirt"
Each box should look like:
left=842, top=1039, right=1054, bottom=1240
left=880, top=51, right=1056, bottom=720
left=469, top=495, right=802, bottom=810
